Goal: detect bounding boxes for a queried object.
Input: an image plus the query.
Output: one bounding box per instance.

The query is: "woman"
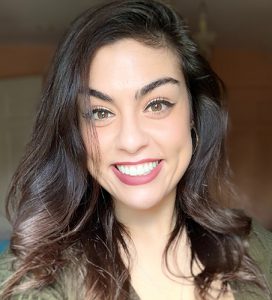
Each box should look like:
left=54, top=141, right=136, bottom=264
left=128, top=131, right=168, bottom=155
left=0, top=0, right=271, bottom=299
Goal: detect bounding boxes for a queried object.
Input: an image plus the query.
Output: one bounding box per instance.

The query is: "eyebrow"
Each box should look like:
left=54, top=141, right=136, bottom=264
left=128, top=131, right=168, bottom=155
left=88, top=77, right=180, bottom=102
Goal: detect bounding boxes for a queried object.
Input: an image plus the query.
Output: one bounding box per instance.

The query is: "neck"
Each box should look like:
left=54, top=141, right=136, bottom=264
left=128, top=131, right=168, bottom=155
left=114, top=191, right=194, bottom=280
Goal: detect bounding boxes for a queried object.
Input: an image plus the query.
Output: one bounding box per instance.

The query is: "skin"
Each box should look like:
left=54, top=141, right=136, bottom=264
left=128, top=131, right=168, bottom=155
left=80, top=39, right=192, bottom=231
left=80, top=39, right=234, bottom=300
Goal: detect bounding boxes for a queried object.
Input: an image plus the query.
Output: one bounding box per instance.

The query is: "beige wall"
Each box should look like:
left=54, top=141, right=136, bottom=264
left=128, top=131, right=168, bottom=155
left=0, top=45, right=271, bottom=237
left=0, top=76, right=42, bottom=238
left=0, top=44, right=53, bottom=239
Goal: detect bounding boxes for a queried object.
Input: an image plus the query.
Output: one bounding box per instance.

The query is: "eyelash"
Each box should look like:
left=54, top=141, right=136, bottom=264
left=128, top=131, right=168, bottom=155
left=144, top=98, right=175, bottom=113
left=82, top=106, right=114, bottom=121
left=82, top=98, right=175, bottom=121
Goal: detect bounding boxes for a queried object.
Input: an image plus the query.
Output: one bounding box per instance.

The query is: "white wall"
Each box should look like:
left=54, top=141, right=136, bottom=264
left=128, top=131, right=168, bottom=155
left=0, top=76, right=42, bottom=239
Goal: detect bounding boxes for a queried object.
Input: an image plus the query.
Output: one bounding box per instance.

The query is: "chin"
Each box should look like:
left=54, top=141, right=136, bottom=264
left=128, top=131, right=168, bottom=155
left=113, top=188, right=174, bottom=212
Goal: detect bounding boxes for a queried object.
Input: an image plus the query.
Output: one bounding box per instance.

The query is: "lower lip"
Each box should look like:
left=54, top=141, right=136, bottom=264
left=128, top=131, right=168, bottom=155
left=112, top=161, right=163, bottom=186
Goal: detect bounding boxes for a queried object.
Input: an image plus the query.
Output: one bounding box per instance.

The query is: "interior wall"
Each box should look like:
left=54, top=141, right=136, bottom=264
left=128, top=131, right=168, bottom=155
left=0, top=44, right=54, bottom=239
left=211, top=48, right=272, bottom=228
left=0, top=44, right=55, bottom=78
left=0, top=44, right=271, bottom=235
left=0, top=76, right=42, bottom=239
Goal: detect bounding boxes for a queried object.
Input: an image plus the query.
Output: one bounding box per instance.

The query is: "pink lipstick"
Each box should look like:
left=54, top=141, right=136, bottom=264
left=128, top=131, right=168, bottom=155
left=112, top=159, right=163, bottom=186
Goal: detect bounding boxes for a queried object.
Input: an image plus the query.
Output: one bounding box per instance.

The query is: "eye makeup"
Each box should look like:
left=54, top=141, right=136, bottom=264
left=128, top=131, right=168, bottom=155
left=82, top=106, right=114, bottom=120
left=144, top=97, right=175, bottom=112
left=81, top=96, right=176, bottom=125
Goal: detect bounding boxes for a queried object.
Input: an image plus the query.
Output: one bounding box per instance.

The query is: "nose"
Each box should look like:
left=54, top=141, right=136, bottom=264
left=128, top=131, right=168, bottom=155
left=116, top=114, right=149, bottom=154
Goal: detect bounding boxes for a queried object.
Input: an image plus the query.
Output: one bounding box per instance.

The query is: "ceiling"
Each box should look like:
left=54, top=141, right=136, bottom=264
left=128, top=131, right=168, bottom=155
left=0, top=0, right=272, bottom=51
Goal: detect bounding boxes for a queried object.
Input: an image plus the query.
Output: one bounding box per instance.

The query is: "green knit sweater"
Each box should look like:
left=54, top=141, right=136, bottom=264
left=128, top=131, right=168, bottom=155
left=1, top=222, right=271, bottom=300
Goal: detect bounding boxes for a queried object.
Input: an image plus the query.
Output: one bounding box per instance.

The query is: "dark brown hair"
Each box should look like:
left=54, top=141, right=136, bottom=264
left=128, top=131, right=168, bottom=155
left=1, top=0, right=270, bottom=299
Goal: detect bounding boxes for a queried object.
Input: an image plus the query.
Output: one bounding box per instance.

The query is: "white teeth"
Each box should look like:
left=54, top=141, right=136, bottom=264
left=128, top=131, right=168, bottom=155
left=116, top=161, right=159, bottom=176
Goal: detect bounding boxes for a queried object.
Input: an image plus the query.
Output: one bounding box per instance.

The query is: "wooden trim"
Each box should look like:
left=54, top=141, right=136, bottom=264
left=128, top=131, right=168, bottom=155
left=0, top=44, right=55, bottom=78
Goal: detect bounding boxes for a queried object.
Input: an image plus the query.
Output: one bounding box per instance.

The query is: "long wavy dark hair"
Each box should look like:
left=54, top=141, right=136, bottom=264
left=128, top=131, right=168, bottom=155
left=1, top=0, right=270, bottom=299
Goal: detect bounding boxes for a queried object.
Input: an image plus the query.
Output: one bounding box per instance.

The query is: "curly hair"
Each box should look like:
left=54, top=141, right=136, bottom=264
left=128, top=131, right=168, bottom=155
left=1, top=0, right=270, bottom=299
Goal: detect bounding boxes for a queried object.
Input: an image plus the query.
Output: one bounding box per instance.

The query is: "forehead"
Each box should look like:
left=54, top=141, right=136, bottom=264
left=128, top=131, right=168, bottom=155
left=88, top=39, right=184, bottom=91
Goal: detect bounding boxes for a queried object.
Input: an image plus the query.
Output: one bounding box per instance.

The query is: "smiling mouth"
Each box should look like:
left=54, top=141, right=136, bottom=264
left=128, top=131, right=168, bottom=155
left=115, top=160, right=161, bottom=177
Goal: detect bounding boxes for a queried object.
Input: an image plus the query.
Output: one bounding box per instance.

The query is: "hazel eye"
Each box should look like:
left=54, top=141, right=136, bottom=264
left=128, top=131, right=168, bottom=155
left=145, top=98, right=175, bottom=113
left=149, top=102, right=163, bottom=112
left=82, top=107, right=114, bottom=122
left=92, top=108, right=114, bottom=120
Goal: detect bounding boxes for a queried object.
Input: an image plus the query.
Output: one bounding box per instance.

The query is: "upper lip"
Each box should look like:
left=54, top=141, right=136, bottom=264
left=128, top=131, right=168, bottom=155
left=113, top=159, right=161, bottom=166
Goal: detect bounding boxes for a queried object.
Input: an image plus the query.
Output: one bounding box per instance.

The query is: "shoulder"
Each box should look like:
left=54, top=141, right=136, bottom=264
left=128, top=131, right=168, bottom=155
left=234, top=221, right=272, bottom=300
left=0, top=251, right=14, bottom=285
left=0, top=251, right=65, bottom=300
left=250, top=220, right=272, bottom=248
left=249, top=220, right=272, bottom=281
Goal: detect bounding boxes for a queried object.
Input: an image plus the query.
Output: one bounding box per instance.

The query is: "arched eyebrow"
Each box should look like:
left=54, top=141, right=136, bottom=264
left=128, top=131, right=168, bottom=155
left=88, top=76, right=180, bottom=102
left=135, top=77, right=179, bottom=99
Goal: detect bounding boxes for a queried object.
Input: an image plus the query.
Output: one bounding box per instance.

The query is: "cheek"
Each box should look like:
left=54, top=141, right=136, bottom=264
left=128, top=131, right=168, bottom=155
left=172, top=122, right=192, bottom=151
left=79, top=123, right=102, bottom=176
left=80, top=123, right=93, bottom=156
left=153, top=111, right=192, bottom=152
left=170, top=104, right=192, bottom=150
left=94, top=127, right=113, bottom=158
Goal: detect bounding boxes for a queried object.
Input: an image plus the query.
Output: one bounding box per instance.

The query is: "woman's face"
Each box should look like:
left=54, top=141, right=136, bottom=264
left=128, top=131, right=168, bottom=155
left=80, top=39, right=192, bottom=214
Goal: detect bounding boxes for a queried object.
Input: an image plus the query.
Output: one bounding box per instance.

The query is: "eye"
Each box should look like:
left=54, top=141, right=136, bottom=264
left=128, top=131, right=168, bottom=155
left=144, top=98, right=175, bottom=113
left=92, top=107, right=114, bottom=120
left=82, top=107, right=114, bottom=122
